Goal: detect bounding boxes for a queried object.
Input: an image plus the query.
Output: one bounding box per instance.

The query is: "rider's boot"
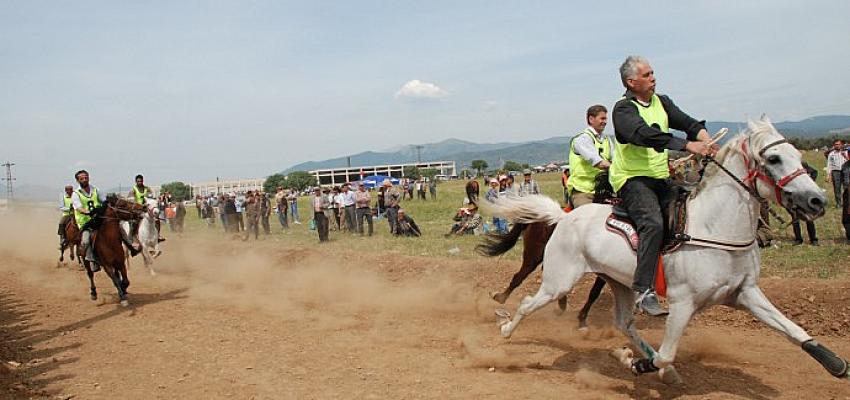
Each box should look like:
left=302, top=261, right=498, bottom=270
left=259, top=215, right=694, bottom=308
left=634, top=288, right=668, bottom=317
left=84, top=244, right=101, bottom=272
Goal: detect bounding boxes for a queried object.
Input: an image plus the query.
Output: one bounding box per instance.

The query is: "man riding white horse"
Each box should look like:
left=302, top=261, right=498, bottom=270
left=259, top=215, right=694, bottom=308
left=610, top=55, right=717, bottom=316
left=128, top=174, right=164, bottom=243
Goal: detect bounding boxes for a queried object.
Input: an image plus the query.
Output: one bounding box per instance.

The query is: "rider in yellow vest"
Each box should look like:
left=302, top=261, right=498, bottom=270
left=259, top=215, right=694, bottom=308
left=610, top=56, right=716, bottom=316
left=127, top=174, right=164, bottom=243
left=71, top=170, right=106, bottom=272
left=567, top=104, right=614, bottom=208
left=58, top=185, right=75, bottom=249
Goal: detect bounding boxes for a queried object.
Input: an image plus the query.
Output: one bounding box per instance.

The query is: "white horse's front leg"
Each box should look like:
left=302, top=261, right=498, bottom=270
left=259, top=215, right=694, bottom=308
left=737, top=286, right=849, bottom=381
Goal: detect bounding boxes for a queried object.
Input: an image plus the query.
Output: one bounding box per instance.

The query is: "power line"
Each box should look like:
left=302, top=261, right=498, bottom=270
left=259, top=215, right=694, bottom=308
left=413, top=145, right=424, bottom=162
left=1, top=161, right=15, bottom=200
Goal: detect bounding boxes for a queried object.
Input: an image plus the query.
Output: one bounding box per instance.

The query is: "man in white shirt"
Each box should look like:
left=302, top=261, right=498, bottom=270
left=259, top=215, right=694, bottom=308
left=826, top=139, right=849, bottom=206
left=340, top=184, right=357, bottom=232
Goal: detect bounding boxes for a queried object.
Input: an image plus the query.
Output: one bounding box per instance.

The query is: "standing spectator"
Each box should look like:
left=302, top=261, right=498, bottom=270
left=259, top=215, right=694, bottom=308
left=354, top=184, right=373, bottom=236
left=288, top=189, right=301, bottom=224
left=323, top=188, right=338, bottom=231
left=166, top=202, right=177, bottom=232
left=407, top=179, right=415, bottom=200
left=195, top=196, right=203, bottom=219
left=791, top=162, right=819, bottom=246
left=224, top=195, right=238, bottom=233
left=218, top=194, right=228, bottom=231
left=341, top=184, right=357, bottom=232
left=826, top=140, right=849, bottom=206
left=376, top=185, right=386, bottom=218
left=383, top=180, right=401, bottom=234
left=417, top=179, right=427, bottom=200
left=486, top=179, right=508, bottom=234
left=203, top=198, right=216, bottom=228
left=518, top=169, right=541, bottom=196
left=259, top=191, right=271, bottom=234
left=841, top=160, right=850, bottom=243
left=235, top=194, right=245, bottom=232
left=275, top=187, right=289, bottom=230
left=331, top=187, right=345, bottom=231
left=401, top=179, right=411, bottom=200
left=429, top=177, right=437, bottom=200
left=174, top=201, right=186, bottom=233
left=312, top=188, right=330, bottom=242
left=394, top=209, right=421, bottom=237
left=243, top=191, right=260, bottom=240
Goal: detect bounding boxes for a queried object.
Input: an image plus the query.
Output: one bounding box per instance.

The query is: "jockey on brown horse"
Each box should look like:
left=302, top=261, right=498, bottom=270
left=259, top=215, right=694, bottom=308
left=70, top=170, right=146, bottom=305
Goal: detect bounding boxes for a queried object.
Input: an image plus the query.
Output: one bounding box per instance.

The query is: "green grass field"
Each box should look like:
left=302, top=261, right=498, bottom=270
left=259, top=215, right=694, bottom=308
left=179, top=149, right=849, bottom=279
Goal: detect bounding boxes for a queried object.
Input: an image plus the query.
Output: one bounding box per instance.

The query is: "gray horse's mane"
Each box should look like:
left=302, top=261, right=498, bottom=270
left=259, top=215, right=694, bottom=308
left=693, top=119, right=776, bottom=196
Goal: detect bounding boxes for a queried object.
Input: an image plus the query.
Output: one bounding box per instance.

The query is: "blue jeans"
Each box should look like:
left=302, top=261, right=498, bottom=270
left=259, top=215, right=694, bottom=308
left=277, top=211, right=289, bottom=229
left=492, top=217, right=508, bottom=234
left=290, top=202, right=300, bottom=222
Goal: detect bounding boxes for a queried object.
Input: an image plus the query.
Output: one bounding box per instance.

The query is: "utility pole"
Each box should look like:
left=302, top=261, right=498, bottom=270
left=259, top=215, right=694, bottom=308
left=1, top=161, right=15, bottom=200
left=413, top=145, right=424, bottom=163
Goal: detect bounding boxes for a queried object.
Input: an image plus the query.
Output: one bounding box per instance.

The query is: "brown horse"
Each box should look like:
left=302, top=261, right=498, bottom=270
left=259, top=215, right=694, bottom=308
left=59, top=219, right=81, bottom=267
left=465, top=180, right=480, bottom=204
left=66, top=195, right=146, bottom=305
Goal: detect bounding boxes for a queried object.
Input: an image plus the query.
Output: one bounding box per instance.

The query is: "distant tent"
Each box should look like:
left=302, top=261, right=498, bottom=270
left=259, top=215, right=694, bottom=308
left=359, top=175, right=401, bottom=188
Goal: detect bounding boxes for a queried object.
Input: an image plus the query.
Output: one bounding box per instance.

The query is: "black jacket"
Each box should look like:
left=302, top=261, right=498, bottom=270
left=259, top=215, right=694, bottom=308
left=612, top=90, right=706, bottom=152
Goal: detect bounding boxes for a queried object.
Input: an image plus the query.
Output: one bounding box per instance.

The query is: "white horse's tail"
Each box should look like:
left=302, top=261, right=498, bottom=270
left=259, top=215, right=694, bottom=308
left=485, top=194, right=566, bottom=225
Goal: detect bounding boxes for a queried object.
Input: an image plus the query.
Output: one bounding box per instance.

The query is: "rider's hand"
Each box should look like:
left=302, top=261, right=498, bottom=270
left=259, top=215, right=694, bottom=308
left=685, top=141, right=716, bottom=157
left=595, top=160, right=611, bottom=169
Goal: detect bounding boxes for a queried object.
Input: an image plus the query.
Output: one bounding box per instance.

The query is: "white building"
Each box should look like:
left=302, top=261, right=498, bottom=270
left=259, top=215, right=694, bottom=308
left=191, top=178, right=265, bottom=196
left=309, top=160, right=456, bottom=186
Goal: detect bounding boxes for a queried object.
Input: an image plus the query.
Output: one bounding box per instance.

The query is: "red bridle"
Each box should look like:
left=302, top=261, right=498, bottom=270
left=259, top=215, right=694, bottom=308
left=739, top=138, right=807, bottom=204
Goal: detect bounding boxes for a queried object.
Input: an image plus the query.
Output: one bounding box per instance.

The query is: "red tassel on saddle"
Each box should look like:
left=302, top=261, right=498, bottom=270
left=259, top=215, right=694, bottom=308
left=655, top=255, right=666, bottom=298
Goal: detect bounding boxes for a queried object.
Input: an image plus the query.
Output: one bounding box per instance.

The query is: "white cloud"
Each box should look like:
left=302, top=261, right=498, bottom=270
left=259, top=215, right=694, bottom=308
left=483, top=100, right=498, bottom=111
left=394, top=79, right=449, bottom=99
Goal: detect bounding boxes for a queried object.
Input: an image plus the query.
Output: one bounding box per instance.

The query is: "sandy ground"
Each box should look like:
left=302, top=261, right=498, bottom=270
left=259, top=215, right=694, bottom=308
left=1, top=208, right=849, bottom=399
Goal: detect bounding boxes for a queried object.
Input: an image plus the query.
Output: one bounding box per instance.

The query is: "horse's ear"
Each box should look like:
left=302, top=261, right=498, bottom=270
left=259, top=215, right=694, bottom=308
left=759, top=114, right=771, bottom=124
left=747, top=118, right=759, bottom=132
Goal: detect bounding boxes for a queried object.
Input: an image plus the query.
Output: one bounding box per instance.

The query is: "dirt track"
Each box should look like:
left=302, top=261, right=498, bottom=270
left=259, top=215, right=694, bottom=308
left=1, top=210, right=850, bottom=399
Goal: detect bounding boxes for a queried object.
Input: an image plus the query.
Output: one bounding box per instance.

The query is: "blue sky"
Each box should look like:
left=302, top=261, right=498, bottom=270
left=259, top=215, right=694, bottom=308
left=1, top=1, right=849, bottom=190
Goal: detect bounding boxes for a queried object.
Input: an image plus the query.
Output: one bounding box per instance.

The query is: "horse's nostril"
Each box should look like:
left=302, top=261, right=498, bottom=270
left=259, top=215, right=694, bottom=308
left=809, top=196, right=824, bottom=209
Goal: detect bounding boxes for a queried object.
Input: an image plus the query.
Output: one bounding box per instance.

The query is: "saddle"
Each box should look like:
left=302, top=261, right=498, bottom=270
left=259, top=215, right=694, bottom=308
left=605, top=184, right=692, bottom=254
left=604, top=184, right=693, bottom=297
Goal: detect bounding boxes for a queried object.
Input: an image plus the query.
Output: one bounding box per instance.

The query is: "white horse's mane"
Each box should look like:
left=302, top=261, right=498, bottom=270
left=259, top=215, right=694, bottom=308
left=693, top=118, right=778, bottom=196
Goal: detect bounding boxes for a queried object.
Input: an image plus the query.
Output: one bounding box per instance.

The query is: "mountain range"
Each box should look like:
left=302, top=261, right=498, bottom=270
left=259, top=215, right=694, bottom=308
left=284, top=115, right=850, bottom=173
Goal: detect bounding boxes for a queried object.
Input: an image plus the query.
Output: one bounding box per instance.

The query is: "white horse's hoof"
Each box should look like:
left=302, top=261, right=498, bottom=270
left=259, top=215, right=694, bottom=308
left=149, top=269, right=157, bottom=277
left=610, top=347, right=634, bottom=369
left=659, top=366, right=683, bottom=385
left=120, top=300, right=130, bottom=307
left=500, top=323, right=513, bottom=338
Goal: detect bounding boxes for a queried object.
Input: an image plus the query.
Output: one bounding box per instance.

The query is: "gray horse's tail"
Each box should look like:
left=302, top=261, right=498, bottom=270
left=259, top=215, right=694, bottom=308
left=485, top=195, right=566, bottom=226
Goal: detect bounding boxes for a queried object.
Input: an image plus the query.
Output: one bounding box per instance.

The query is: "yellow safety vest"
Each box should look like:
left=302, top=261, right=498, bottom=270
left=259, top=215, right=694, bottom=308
left=133, top=185, right=149, bottom=205
left=62, top=196, right=73, bottom=216
left=567, top=128, right=612, bottom=194
left=74, top=187, right=101, bottom=228
left=609, top=94, right=670, bottom=192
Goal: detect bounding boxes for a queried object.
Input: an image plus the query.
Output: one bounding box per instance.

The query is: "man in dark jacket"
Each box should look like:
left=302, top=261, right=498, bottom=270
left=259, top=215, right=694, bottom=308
left=609, top=56, right=717, bottom=316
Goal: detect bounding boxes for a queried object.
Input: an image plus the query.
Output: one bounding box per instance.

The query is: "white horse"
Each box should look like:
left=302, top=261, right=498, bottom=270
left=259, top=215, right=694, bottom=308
left=490, top=117, right=848, bottom=384
left=121, top=198, right=162, bottom=276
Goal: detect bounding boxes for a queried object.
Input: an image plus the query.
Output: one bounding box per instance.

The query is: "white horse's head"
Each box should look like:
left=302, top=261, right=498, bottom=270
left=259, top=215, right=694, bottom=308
left=739, top=115, right=826, bottom=220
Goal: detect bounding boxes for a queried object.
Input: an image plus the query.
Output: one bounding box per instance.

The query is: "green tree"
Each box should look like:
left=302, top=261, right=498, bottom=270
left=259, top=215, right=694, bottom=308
left=161, top=181, right=191, bottom=201
left=470, top=160, right=488, bottom=177
left=403, top=165, right=422, bottom=180
left=286, top=171, right=317, bottom=191
left=502, top=160, right=524, bottom=172
left=263, top=173, right=288, bottom=194
left=420, top=168, right=439, bottom=180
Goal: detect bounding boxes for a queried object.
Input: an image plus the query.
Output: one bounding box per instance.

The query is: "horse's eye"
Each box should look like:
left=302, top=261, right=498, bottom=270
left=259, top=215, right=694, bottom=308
left=766, top=155, right=781, bottom=165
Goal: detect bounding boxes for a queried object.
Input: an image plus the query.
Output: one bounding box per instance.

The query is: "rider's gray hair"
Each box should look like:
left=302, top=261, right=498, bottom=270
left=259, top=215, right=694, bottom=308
left=619, top=55, right=650, bottom=88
